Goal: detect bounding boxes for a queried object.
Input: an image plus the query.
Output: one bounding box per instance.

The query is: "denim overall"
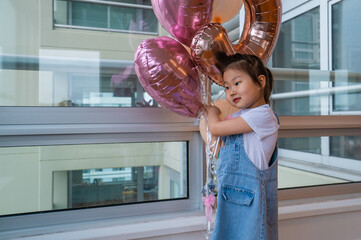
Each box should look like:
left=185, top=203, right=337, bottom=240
left=211, top=133, right=278, bottom=240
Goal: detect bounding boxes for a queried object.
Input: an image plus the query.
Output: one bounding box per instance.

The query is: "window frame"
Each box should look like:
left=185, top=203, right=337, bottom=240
left=278, top=114, right=361, bottom=200
left=0, top=107, right=203, bottom=231
left=1, top=0, right=202, bottom=229
left=274, top=0, right=361, bottom=199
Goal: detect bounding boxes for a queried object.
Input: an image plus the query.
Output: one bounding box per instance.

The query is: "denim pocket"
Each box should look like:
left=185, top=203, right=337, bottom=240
left=221, top=184, right=254, bottom=206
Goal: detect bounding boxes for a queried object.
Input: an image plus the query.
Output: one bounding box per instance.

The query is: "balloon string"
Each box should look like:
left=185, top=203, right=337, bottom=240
left=214, top=89, right=225, bottom=102
left=208, top=90, right=224, bottom=158
left=199, top=71, right=223, bottom=240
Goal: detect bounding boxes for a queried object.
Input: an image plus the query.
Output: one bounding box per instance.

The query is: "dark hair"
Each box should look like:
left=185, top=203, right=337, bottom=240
left=215, top=52, right=274, bottom=104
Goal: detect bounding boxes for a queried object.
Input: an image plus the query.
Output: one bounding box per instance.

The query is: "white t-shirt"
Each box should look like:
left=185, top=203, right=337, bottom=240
left=231, top=104, right=279, bottom=170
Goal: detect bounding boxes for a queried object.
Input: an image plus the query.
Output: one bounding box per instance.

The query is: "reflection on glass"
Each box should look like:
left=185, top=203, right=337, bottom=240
left=278, top=136, right=361, bottom=189
left=330, top=136, right=361, bottom=160
left=272, top=7, right=320, bottom=69
left=212, top=68, right=361, bottom=116
left=0, top=55, right=159, bottom=107
left=222, top=12, right=242, bottom=42
left=332, top=0, right=361, bottom=112
left=279, top=137, right=321, bottom=154
left=65, top=166, right=160, bottom=208
left=332, top=0, right=361, bottom=72
left=272, top=76, right=324, bottom=116
left=0, top=1, right=160, bottom=107
left=332, top=72, right=361, bottom=112
left=0, top=142, right=188, bottom=216
left=54, top=0, right=158, bottom=34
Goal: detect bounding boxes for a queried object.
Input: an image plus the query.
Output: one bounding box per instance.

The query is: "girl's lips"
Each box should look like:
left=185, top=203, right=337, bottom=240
left=233, top=98, right=240, bottom=103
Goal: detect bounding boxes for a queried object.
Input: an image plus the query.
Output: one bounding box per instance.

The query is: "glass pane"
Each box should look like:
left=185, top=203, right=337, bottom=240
left=0, top=1, right=160, bottom=107
left=272, top=7, right=320, bottom=69
left=278, top=136, right=361, bottom=189
left=279, top=137, right=321, bottom=154
left=332, top=72, right=361, bottom=112
left=0, top=142, right=188, bottom=216
left=0, top=57, right=159, bottom=107
left=54, top=0, right=158, bottom=34
left=272, top=73, right=325, bottom=116
left=111, top=0, right=152, bottom=6
left=211, top=69, right=361, bottom=116
left=332, top=0, right=361, bottom=112
left=62, top=166, right=160, bottom=208
left=110, top=7, right=157, bottom=33
left=71, top=2, right=108, bottom=29
left=330, top=136, right=361, bottom=160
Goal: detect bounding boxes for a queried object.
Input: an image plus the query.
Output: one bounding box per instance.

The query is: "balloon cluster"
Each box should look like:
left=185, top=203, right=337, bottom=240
left=134, top=1, right=282, bottom=239
left=134, top=0, right=282, bottom=118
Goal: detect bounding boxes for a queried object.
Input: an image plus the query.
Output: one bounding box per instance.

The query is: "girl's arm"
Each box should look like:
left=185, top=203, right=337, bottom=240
left=206, top=105, right=253, bottom=137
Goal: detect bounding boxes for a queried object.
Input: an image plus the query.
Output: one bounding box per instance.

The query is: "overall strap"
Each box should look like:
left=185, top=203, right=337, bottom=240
left=273, top=111, right=280, bottom=125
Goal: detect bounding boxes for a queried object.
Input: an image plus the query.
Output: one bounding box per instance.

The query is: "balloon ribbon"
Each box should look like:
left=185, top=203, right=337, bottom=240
left=202, top=193, right=216, bottom=222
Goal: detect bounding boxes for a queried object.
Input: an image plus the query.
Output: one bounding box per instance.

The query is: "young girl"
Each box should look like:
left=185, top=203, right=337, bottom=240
left=206, top=53, right=279, bottom=240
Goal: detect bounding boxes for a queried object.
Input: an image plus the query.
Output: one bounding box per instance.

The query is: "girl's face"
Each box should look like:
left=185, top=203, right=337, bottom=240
left=223, top=68, right=266, bottom=109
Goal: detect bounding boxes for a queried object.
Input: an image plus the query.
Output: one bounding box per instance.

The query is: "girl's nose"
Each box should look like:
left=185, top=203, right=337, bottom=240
left=229, top=87, right=236, bottom=95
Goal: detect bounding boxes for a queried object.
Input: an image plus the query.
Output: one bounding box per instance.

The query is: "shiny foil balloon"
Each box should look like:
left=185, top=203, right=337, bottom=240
left=191, top=23, right=236, bottom=85
left=191, top=0, right=282, bottom=86
left=151, top=0, right=213, bottom=47
left=134, top=36, right=201, bottom=118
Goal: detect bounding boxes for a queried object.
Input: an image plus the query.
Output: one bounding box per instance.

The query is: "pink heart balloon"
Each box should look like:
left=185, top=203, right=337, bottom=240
left=134, top=36, right=201, bottom=118
left=151, top=0, right=213, bottom=47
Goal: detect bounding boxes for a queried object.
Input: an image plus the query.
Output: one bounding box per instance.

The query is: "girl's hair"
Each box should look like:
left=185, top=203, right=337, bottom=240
left=215, top=52, right=274, bottom=104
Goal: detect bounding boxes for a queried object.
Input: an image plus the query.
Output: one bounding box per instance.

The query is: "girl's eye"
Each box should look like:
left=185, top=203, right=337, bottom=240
left=225, top=86, right=229, bottom=90
left=235, top=81, right=241, bottom=86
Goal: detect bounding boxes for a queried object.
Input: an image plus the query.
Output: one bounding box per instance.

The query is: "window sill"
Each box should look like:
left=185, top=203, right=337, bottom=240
left=279, top=193, right=361, bottom=220
left=4, top=194, right=361, bottom=240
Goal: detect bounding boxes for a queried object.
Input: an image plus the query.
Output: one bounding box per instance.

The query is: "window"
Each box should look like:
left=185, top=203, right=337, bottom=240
left=1, top=1, right=158, bottom=108
left=0, top=142, right=188, bottom=216
left=0, top=52, right=158, bottom=107
left=272, top=7, right=320, bottom=69
left=1, top=0, right=361, bottom=236
left=212, top=66, right=361, bottom=190
left=210, top=1, right=361, bottom=192
left=278, top=135, right=360, bottom=189
left=266, top=0, right=361, bottom=191
left=0, top=0, right=202, bottom=231
left=331, top=0, right=361, bottom=112
left=54, top=0, right=158, bottom=35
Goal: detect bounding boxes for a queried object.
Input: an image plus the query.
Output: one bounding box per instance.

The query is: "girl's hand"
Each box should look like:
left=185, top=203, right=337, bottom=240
left=205, top=104, right=252, bottom=137
left=206, top=105, right=221, bottom=116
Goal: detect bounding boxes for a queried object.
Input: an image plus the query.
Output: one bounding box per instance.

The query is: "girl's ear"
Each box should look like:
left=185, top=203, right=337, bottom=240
left=258, top=75, right=266, bottom=89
